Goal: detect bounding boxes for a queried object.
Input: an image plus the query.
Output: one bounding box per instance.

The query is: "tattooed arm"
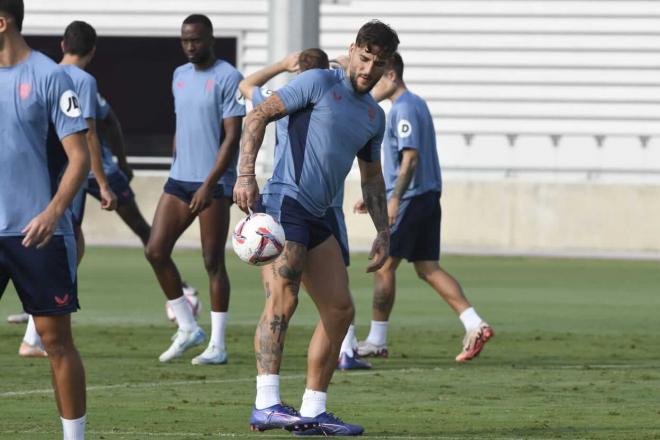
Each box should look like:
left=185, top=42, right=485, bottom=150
left=233, top=93, right=288, bottom=213
left=358, top=158, right=390, bottom=273
left=388, top=148, right=418, bottom=226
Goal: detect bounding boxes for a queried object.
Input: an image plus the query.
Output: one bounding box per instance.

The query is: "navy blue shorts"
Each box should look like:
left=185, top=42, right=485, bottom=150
left=0, top=236, right=79, bottom=316
left=87, top=170, right=134, bottom=207
left=261, top=194, right=333, bottom=251
left=164, top=178, right=231, bottom=204
left=324, top=207, right=350, bottom=266
left=390, top=191, right=441, bottom=262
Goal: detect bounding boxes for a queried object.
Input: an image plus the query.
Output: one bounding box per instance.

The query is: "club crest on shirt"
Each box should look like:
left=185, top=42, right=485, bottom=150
left=206, top=79, right=214, bottom=92
left=59, top=90, right=82, bottom=117
left=260, top=87, right=273, bottom=97
left=19, top=83, right=32, bottom=100
left=236, top=89, right=246, bottom=106
left=368, top=106, right=377, bottom=122
left=397, top=119, right=412, bottom=138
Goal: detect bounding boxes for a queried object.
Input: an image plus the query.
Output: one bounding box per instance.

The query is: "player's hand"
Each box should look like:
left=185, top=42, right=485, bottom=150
left=233, top=175, right=259, bottom=214
left=353, top=199, right=368, bottom=214
left=21, top=208, right=59, bottom=249
left=189, top=183, right=213, bottom=215
left=367, top=230, right=389, bottom=273
left=387, top=197, right=400, bottom=226
left=100, top=185, right=118, bottom=211
left=281, top=51, right=301, bottom=73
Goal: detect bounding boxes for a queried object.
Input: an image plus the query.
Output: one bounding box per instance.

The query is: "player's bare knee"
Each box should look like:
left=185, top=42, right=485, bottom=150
left=202, top=251, right=225, bottom=275
left=144, top=242, right=168, bottom=266
left=414, top=261, right=438, bottom=282
left=40, top=332, right=74, bottom=359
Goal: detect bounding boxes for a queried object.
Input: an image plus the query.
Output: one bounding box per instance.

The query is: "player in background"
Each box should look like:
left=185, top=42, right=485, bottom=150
left=238, top=49, right=372, bottom=371
left=89, top=94, right=200, bottom=311
left=145, top=14, right=244, bottom=364
left=12, top=93, right=199, bottom=352
left=355, top=53, right=494, bottom=362
left=234, top=20, right=398, bottom=435
left=0, top=1, right=89, bottom=437
left=17, top=20, right=117, bottom=358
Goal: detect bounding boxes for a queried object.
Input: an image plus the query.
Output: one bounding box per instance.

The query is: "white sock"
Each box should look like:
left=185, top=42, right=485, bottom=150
left=366, top=321, right=388, bottom=346
left=339, top=324, right=355, bottom=356
left=61, top=414, right=86, bottom=440
left=24, top=315, right=42, bottom=347
left=210, top=311, right=227, bottom=349
left=299, top=389, right=327, bottom=418
left=459, top=307, right=483, bottom=332
left=168, top=296, right=197, bottom=332
left=255, top=374, right=281, bottom=409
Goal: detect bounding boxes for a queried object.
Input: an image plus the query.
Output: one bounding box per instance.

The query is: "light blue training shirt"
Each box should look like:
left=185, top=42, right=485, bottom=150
left=170, top=59, right=246, bottom=186
left=262, top=68, right=384, bottom=217
left=382, top=90, right=442, bottom=199
left=0, top=51, right=87, bottom=236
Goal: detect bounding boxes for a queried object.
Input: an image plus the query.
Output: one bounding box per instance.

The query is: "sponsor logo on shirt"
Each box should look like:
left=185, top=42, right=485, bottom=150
left=19, top=83, right=32, bottom=100
left=59, top=90, right=82, bottom=117
left=176, top=81, right=185, bottom=89
left=397, top=119, right=412, bottom=138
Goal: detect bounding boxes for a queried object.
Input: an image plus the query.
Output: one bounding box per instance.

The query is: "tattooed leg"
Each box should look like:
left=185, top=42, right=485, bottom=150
left=372, top=256, right=402, bottom=322
left=255, top=241, right=307, bottom=375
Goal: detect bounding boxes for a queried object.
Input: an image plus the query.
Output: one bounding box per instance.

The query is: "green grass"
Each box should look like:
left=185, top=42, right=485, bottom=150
left=0, top=247, right=659, bottom=439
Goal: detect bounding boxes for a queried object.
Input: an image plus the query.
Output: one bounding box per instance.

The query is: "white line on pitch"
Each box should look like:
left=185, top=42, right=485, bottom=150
left=2, top=363, right=655, bottom=398
left=0, top=367, right=441, bottom=398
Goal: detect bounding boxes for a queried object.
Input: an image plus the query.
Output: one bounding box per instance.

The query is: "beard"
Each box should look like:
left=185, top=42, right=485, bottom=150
left=189, top=50, right=212, bottom=65
left=349, top=70, right=377, bottom=95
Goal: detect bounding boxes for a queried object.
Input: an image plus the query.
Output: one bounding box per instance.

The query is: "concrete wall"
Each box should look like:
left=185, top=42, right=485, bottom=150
left=82, top=174, right=660, bottom=257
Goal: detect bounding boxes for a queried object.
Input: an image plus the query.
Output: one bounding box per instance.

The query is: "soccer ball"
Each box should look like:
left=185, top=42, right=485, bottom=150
left=232, top=213, right=285, bottom=265
left=165, top=292, right=201, bottom=323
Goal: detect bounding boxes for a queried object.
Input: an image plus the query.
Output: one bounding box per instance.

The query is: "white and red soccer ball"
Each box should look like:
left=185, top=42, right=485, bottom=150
left=232, top=213, right=285, bottom=265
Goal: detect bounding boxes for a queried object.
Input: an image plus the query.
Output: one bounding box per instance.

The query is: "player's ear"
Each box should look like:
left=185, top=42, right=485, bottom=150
left=348, top=43, right=355, bottom=57
left=0, top=16, right=7, bottom=34
left=60, top=40, right=65, bottom=54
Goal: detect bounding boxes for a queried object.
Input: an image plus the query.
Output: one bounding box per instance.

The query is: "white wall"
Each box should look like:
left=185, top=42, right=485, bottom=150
left=23, top=1, right=660, bottom=255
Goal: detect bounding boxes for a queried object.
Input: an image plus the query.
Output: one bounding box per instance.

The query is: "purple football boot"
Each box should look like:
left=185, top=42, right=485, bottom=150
left=249, top=403, right=318, bottom=432
left=337, top=352, right=372, bottom=371
left=294, top=412, right=364, bottom=436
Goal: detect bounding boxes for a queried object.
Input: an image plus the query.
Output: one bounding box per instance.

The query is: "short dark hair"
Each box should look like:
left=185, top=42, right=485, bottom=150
left=298, top=48, right=329, bottom=71
left=388, top=52, right=404, bottom=81
left=183, top=14, right=213, bottom=35
left=63, top=21, right=97, bottom=57
left=355, top=19, right=399, bottom=59
left=0, top=0, right=24, bottom=32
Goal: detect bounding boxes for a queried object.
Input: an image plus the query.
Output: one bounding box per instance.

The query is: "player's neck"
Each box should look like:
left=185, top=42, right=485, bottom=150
left=389, top=84, right=407, bottom=102
left=0, top=33, right=31, bottom=68
left=60, top=54, right=87, bottom=70
left=193, top=54, right=216, bottom=71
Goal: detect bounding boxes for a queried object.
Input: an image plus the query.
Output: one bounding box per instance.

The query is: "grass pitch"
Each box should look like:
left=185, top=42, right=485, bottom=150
left=0, top=247, right=658, bottom=439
